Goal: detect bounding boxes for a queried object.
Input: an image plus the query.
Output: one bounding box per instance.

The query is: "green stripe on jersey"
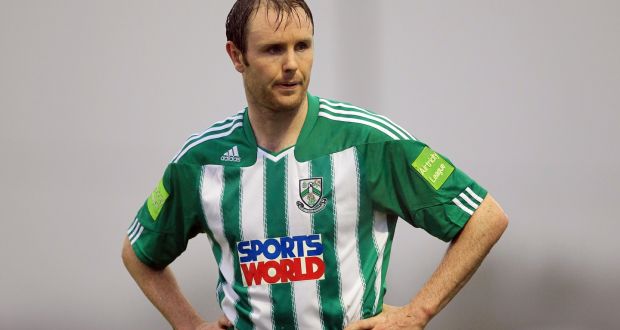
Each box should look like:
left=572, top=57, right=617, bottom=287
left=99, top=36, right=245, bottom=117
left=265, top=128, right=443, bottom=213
left=377, top=217, right=397, bottom=312
left=311, top=154, right=345, bottom=330
left=355, top=148, right=380, bottom=318
left=222, top=168, right=253, bottom=330
left=265, top=157, right=298, bottom=330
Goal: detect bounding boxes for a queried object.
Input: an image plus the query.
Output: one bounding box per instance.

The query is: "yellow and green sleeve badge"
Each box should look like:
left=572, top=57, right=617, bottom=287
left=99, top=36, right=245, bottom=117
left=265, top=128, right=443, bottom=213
left=147, top=179, right=169, bottom=220
left=412, top=147, right=455, bottom=190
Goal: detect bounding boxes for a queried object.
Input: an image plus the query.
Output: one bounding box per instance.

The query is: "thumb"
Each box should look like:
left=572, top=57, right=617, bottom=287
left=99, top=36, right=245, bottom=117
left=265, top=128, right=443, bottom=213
left=217, top=314, right=233, bottom=328
left=344, top=317, right=377, bottom=330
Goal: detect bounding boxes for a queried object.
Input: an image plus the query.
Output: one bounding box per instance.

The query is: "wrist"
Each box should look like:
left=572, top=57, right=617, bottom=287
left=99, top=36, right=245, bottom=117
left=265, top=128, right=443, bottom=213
left=171, top=314, right=205, bottom=330
left=403, top=302, right=435, bottom=326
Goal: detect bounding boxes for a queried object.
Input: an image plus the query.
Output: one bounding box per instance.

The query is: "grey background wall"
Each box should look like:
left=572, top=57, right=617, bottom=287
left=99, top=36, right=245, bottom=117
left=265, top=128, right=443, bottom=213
left=1, top=1, right=618, bottom=329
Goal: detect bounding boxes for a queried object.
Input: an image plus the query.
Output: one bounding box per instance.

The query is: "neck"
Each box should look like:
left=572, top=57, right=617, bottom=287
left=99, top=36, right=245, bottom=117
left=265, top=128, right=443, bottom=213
left=247, top=96, right=308, bottom=153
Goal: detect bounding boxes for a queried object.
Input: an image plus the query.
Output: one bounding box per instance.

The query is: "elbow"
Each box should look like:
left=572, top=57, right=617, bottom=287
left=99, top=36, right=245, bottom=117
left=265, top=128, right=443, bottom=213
left=497, top=212, right=509, bottom=235
left=485, top=194, right=509, bottom=238
left=121, top=236, right=162, bottom=272
left=492, top=209, right=509, bottom=241
left=121, top=236, right=134, bottom=269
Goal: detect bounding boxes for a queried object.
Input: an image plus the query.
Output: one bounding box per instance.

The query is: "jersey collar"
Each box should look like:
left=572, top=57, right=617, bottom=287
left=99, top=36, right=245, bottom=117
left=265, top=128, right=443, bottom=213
left=242, top=92, right=320, bottom=161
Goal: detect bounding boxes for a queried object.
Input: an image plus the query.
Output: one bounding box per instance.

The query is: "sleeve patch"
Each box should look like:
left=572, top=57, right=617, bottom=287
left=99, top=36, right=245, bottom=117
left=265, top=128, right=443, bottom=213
left=147, top=179, right=169, bottom=221
left=411, top=147, right=455, bottom=190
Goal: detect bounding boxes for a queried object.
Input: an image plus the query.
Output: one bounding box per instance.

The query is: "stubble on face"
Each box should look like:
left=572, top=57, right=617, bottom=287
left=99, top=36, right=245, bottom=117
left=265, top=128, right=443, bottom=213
left=241, top=5, right=314, bottom=114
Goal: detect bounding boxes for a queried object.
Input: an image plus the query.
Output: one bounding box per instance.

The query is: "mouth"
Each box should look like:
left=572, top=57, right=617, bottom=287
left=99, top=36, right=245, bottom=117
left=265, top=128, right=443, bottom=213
left=275, top=81, right=301, bottom=89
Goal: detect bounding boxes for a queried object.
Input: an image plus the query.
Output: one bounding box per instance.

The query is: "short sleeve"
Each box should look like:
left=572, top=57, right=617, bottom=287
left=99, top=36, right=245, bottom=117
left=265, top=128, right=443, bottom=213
left=358, top=140, right=488, bottom=242
left=126, top=163, right=205, bottom=268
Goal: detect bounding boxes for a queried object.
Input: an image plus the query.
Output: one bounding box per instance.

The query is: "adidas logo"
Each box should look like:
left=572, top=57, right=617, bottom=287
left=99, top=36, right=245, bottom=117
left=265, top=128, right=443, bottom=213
left=221, top=146, right=241, bottom=162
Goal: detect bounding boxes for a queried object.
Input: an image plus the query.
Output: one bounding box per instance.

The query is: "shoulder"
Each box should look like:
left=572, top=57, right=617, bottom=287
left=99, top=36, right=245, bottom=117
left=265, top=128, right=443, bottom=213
left=298, top=96, right=417, bottom=159
left=316, top=97, right=415, bottom=142
left=170, top=109, right=247, bottom=165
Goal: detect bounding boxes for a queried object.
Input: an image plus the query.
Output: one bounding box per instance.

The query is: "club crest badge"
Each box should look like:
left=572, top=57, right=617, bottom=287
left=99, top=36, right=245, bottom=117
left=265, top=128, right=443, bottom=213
left=296, top=177, right=327, bottom=214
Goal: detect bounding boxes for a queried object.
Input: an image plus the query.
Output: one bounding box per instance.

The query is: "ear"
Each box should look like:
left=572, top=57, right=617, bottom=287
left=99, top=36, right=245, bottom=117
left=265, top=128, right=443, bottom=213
left=226, top=41, right=246, bottom=73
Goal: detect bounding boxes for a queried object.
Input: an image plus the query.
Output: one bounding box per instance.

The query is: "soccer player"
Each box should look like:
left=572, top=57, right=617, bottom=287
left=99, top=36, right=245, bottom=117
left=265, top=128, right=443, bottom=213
left=122, top=1, right=509, bottom=329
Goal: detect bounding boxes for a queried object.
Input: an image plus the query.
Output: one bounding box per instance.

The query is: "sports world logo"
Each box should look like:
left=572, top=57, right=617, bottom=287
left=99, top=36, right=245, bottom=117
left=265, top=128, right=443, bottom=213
left=237, top=234, right=326, bottom=286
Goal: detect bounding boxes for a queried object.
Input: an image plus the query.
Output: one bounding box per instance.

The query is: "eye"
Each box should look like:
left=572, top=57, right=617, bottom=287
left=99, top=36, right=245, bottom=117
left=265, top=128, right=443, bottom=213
left=295, top=42, right=309, bottom=51
left=266, top=45, right=283, bottom=55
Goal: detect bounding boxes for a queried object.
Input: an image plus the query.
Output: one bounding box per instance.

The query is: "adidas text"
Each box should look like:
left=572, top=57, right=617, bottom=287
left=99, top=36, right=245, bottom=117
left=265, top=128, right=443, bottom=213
left=221, top=155, right=241, bottom=162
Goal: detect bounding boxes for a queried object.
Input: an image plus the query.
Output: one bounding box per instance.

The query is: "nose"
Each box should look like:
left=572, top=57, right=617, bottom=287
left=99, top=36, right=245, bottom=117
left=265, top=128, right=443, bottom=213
left=282, top=48, right=299, bottom=73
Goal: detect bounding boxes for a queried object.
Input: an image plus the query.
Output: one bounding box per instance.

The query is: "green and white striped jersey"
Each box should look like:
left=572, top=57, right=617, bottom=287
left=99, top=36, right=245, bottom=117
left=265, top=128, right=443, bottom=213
left=128, top=94, right=487, bottom=330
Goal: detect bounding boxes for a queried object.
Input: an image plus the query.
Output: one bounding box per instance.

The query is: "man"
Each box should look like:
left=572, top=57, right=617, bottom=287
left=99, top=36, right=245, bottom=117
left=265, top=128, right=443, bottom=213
left=122, top=0, right=509, bottom=329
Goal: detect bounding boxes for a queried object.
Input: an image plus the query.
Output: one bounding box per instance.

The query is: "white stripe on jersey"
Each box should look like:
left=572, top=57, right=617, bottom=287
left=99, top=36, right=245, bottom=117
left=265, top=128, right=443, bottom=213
left=371, top=211, right=390, bottom=314
left=332, top=148, right=364, bottom=325
left=127, top=218, right=139, bottom=234
left=240, top=160, right=274, bottom=330
left=201, top=166, right=239, bottom=323
left=128, top=217, right=143, bottom=244
left=319, top=98, right=416, bottom=141
left=173, top=119, right=243, bottom=163
left=130, top=225, right=144, bottom=245
left=318, top=112, right=400, bottom=140
left=459, top=192, right=479, bottom=209
left=466, top=187, right=484, bottom=203
left=319, top=104, right=411, bottom=141
left=188, top=114, right=244, bottom=140
left=257, top=148, right=291, bottom=162
left=286, top=154, right=323, bottom=330
left=172, top=113, right=244, bottom=162
left=452, top=197, right=474, bottom=216
left=453, top=187, right=485, bottom=216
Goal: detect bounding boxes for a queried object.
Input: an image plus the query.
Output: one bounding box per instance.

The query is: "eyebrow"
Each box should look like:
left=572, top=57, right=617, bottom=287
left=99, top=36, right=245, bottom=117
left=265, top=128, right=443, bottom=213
left=257, top=38, right=313, bottom=48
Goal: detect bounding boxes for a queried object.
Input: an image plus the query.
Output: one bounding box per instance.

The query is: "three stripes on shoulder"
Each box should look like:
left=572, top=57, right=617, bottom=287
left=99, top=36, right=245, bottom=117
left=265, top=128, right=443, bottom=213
left=452, top=187, right=483, bottom=215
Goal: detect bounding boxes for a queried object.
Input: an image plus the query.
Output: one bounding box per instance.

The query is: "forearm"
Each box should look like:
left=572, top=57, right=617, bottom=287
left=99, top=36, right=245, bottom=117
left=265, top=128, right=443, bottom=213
left=121, top=237, right=204, bottom=330
left=405, top=194, right=508, bottom=324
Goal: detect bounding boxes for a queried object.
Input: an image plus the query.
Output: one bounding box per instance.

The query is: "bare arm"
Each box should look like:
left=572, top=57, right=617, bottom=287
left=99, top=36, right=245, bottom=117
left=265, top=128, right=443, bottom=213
left=346, top=194, right=509, bottom=330
left=121, top=237, right=231, bottom=330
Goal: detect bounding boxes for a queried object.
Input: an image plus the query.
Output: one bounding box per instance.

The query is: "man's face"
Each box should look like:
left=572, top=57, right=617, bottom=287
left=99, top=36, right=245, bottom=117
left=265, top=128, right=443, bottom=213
left=237, top=5, right=314, bottom=113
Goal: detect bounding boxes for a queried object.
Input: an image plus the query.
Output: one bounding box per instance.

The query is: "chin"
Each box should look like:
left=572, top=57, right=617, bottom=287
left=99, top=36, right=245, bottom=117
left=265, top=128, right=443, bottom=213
left=272, top=94, right=305, bottom=111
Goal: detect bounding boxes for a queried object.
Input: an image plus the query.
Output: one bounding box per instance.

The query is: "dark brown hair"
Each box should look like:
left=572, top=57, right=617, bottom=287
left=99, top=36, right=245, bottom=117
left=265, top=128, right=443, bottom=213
left=226, top=0, right=314, bottom=54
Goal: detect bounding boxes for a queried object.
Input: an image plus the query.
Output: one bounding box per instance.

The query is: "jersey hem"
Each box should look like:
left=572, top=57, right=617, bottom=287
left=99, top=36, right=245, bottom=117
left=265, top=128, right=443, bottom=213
left=440, top=188, right=489, bottom=242
left=131, top=240, right=168, bottom=269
